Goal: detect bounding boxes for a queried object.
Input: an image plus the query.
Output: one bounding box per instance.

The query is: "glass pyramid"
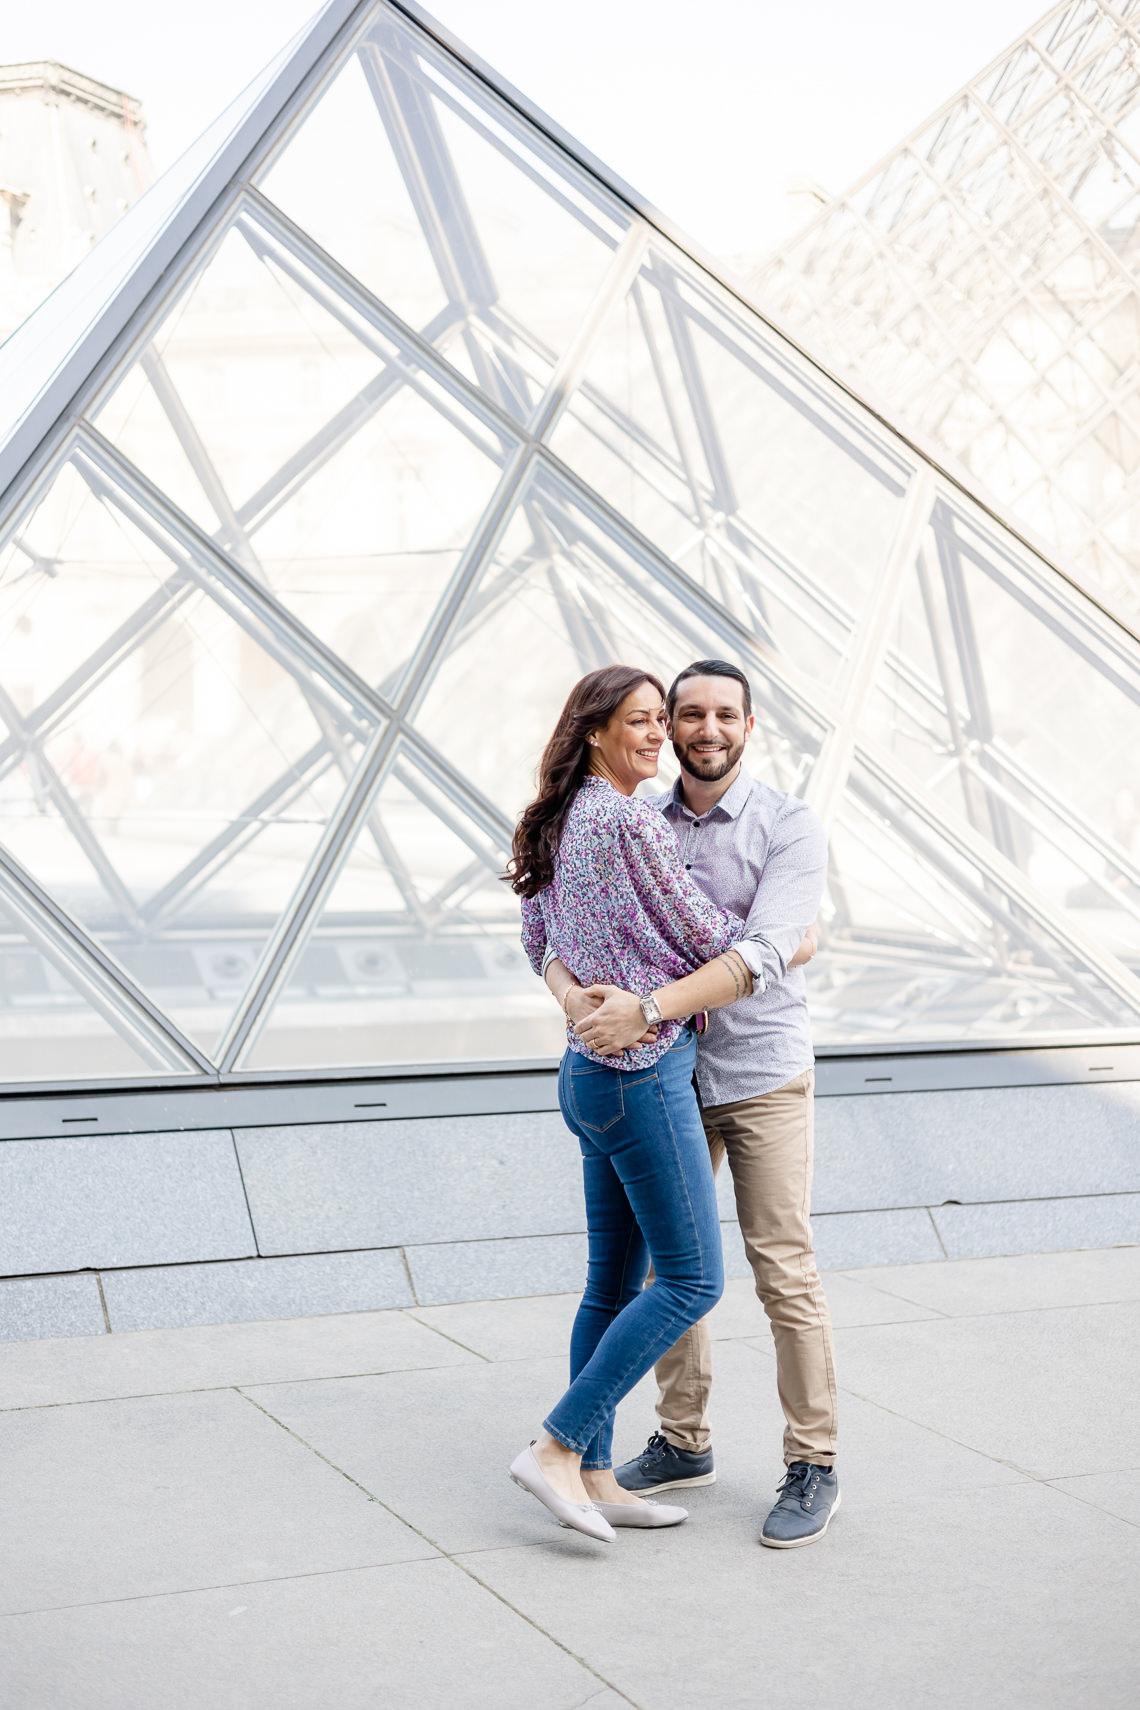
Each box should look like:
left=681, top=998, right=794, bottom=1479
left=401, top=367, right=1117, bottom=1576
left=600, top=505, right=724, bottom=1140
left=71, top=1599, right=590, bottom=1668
left=751, top=0, right=1140, bottom=627
left=0, top=0, right=1137, bottom=1087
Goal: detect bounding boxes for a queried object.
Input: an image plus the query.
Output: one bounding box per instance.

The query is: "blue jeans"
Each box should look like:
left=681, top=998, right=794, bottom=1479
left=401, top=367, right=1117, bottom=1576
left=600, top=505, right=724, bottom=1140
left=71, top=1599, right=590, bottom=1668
left=543, top=1030, right=724, bottom=1469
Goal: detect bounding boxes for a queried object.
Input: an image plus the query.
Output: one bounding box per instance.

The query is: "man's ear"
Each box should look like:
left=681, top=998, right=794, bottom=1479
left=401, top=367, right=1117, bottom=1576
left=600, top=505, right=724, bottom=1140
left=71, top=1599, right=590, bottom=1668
left=743, top=714, right=757, bottom=740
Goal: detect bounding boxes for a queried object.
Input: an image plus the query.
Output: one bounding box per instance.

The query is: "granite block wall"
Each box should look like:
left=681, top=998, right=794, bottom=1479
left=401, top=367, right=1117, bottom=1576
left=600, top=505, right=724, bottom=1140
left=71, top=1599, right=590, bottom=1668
left=1, top=1080, right=1136, bottom=1337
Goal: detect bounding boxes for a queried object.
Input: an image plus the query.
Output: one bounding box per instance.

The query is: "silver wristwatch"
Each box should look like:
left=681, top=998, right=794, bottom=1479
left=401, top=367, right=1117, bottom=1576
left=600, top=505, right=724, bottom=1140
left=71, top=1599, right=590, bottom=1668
left=639, top=992, right=664, bottom=1028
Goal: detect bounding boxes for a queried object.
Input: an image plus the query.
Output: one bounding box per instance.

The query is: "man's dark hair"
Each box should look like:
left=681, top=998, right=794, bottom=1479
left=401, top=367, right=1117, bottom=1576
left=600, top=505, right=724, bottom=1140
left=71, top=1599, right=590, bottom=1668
left=666, top=659, right=753, bottom=720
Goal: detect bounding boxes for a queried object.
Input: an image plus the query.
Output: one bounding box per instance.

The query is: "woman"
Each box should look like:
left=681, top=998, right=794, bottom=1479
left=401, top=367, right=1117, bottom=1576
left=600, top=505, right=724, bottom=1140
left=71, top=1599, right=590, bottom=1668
left=505, top=664, right=756, bottom=1543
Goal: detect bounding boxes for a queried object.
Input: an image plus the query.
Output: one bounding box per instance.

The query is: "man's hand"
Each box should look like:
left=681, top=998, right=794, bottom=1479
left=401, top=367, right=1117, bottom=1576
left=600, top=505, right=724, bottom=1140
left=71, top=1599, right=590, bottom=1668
left=574, top=986, right=658, bottom=1055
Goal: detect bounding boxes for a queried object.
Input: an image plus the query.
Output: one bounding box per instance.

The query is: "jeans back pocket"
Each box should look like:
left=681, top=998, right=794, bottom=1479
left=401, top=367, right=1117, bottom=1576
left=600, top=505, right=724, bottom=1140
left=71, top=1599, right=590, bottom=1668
left=567, top=1062, right=625, bottom=1134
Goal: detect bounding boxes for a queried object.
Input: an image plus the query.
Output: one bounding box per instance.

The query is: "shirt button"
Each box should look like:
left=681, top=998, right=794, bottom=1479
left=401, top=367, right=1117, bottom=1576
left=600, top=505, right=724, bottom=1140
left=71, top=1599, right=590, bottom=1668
left=685, top=863, right=692, bottom=869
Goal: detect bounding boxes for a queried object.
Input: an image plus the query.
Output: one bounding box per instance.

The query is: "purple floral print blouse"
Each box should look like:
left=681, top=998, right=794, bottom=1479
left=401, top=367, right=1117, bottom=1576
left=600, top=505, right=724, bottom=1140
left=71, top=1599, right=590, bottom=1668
left=520, top=776, right=747, bottom=1071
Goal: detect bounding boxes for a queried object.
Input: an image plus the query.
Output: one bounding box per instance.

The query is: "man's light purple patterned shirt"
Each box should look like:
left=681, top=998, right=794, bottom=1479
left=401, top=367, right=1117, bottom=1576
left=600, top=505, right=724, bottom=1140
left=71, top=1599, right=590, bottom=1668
left=520, top=775, right=746, bottom=1072
left=654, top=768, right=828, bottom=1105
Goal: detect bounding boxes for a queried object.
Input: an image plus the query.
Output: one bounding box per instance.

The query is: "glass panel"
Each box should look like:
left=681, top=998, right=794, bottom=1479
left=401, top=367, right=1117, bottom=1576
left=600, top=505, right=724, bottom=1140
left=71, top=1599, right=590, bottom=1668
left=96, top=217, right=386, bottom=513
left=95, top=209, right=514, bottom=697
left=813, top=761, right=1138, bottom=1044
left=413, top=461, right=827, bottom=821
left=0, top=11, right=312, bottom=452
left=5, top=0, right=1140, bottom=1082
left=242, top=745, right=564, bottom=1070
left=0, top=891, right=175, bottom=1083
left=748, top=6, right=1140, bottom=621
left=0, top=449, right=377, bottom=1056
left=0, top=458, right=168, bottom=711
left=548, top=246, right=913, bottom=693
left=861, top=499, right=1140, bottom=987
left=258, top=8, right=629, bottom=423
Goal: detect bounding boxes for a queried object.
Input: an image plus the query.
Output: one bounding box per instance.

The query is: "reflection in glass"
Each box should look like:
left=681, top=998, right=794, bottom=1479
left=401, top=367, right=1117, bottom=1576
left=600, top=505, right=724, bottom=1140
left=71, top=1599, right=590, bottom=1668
left=815, top=760, right=1138, bottom=1043
left=259, top=8, right=629, bottom=424
left=750, top=2, right=1140, bottom=620
left=0, top=450, right=376, bottom=1054
left=549, top=249, right=912, bottom=692
left=413, top=462, right=826, bottom=821
left=242, top=745, right=563, bottom=1069
left=0, top=892, right=177, bottom=1083
left=95, top=210, right=515, bottom=698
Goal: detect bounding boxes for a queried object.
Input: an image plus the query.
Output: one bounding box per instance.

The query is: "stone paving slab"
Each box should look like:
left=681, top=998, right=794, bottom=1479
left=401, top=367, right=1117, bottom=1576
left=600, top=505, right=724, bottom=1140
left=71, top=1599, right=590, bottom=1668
left=458, top=1481, right=1140, bottom=1710
left=0, top=1388, right=434, bottom=1616
left=246, top=1337, right=1024, bottom=1558
left=0, top=1558, right=623, bottom=1710
left=841, top=1244, right=1140, bottom=1317
left=811, top=1298, right=1140, bottom=1479
left=2, top=1246, right=1135, bottom=1709
left=410, top=1270, right=937, bottom=1362
left=0, top=1308, right=474, bottom=1411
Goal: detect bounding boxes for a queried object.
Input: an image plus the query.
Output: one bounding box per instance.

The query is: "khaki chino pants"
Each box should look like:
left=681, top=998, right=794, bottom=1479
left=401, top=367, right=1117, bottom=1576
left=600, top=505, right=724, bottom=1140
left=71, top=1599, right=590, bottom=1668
left=653, top=1068, right=839, bottom=1467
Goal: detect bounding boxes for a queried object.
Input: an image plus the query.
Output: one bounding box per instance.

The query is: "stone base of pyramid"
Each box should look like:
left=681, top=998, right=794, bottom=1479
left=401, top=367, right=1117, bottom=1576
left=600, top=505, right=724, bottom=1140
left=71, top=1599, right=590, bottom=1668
left=1, top=1075, right=1136, bottom=1338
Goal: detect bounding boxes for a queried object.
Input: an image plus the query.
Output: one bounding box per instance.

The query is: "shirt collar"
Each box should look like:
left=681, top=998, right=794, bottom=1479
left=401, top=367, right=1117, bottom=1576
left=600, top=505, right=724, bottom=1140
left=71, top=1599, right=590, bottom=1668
left=668, top=766, right=754, bottom=821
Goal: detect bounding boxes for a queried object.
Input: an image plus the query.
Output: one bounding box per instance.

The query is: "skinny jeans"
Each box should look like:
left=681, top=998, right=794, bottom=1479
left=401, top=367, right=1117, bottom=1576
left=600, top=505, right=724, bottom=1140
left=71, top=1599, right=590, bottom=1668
left=543, top=1029, right=724, bottom=1469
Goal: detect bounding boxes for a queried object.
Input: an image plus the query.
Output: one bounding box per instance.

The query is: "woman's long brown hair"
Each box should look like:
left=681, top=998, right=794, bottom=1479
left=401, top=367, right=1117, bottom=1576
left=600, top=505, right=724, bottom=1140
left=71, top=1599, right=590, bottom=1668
left=504, top=664, right=666, bottom=898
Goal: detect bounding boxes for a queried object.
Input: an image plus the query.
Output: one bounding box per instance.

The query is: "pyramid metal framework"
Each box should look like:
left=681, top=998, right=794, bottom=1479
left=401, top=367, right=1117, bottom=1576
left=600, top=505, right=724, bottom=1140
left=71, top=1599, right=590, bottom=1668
left=0, top=0, right=1138, bottom=1091
left=752, top=0, right=1140, bottom=625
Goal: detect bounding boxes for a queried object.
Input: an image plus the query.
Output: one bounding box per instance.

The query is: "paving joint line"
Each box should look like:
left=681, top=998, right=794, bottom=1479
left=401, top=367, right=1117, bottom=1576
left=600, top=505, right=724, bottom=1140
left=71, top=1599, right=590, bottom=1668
left=0, top=1357, right=479, bottom=1414
left=403, top=1309, right=492, bottom=1361
left=451, top=1553, right=642, bottom=1709
left=233, top=1392, right=638, bottom=1704
left=236, top=1387, right=430, bottom=1516
left=0, top=1553, right=441, bottom=1622
left=835, top=1271, right=954, bottom=1316
left=794, top=1369, right=1040, bottom=1477
left=828, top=1293, right=1140, bottom=1326
left=1038, top=1480, right=1140, bottom=1532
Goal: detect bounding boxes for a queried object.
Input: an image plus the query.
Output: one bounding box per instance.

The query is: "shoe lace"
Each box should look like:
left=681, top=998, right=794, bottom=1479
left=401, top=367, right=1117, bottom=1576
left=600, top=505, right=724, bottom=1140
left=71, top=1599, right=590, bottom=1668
left=640, top=1431, right=669, bottom=1468
left=775, top=1463, right=817, bottom=1508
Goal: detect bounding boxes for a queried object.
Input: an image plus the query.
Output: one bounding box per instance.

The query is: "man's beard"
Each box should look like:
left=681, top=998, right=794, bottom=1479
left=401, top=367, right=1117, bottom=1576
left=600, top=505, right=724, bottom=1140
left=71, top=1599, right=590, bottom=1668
left=675, top=737, right=745, bottom=782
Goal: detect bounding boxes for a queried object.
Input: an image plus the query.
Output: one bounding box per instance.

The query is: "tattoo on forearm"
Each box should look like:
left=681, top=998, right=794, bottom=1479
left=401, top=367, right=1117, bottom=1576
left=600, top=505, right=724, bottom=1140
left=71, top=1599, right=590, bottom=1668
left=721, top=953, right=747, bottom=1001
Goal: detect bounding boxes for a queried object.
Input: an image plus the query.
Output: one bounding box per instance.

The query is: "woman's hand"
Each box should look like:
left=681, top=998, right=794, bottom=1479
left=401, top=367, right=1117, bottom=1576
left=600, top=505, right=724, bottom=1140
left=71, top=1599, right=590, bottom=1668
left=574, top=986, right=658, bottom=1055
left=563, top=985, right=604, bottom=1028
left=788, top=922, right=820, bottom=970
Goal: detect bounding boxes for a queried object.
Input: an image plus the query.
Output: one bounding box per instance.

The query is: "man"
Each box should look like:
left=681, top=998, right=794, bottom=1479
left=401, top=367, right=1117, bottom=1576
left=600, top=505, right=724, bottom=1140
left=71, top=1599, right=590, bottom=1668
left=542, top=659, right=838, bottom=1548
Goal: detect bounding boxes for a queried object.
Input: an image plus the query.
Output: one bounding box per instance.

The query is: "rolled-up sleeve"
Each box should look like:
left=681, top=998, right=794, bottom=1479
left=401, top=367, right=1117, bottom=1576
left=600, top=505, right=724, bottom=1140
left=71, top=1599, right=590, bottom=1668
left=733, top=801, right=828, bottom=992
left=620, top=810, right=746, bottom=970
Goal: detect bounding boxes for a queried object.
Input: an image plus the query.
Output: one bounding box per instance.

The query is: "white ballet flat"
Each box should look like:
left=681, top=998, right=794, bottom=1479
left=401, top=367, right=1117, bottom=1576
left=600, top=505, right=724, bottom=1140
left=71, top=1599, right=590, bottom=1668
left=509, top=1446, right=616, bottom=1542
left=591, top=1498, right=689, bottom=1528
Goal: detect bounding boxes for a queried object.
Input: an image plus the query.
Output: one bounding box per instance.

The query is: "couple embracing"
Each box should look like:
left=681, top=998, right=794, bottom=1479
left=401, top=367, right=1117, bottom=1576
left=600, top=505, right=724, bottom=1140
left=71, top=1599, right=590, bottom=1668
left=505, top=659, right=839, bottom=1549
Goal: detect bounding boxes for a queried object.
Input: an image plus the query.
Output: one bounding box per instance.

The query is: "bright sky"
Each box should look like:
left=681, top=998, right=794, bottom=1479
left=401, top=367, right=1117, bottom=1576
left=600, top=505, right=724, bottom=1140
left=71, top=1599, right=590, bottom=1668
left=7, top=0, right=1046, bottom=257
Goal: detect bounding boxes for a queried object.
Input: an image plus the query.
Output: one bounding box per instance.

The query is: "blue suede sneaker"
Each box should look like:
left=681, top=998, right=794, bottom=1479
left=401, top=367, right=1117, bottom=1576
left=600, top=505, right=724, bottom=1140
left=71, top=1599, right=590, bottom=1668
left=614, top=1432, right=716, bottom=1493
left=760, top=1462, right=841, bottom=1548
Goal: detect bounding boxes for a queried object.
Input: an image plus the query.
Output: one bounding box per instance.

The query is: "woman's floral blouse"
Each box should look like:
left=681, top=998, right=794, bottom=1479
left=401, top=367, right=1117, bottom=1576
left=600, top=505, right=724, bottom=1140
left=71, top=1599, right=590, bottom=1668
left=520, top=775, right=746, bottom=1071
